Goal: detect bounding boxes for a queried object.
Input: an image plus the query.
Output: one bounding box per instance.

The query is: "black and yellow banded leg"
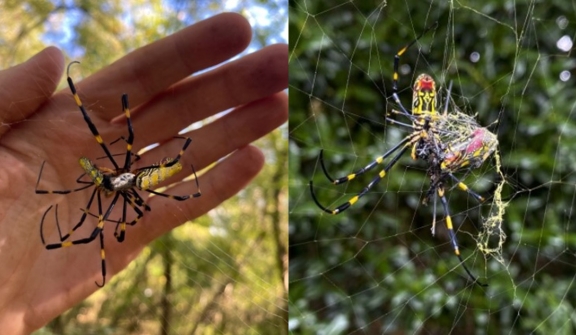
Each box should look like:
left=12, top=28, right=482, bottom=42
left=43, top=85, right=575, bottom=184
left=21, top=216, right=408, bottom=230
left=67, top=61, right=119, bottom=170
left=392, top=21, right=438, bottom=93
left=137, top=136, right=192, bottom=173
left=437, top=187, right=487, bottom=287
left=42, top=190, right=103, bottom=248
left=43, top=211, right=107, bottom=287
left=319, top=136, right=412, bottom=185
left=310, top=143, right=410, bottom=215
left=92, top=191, right=121, bottom=287
left=113, top=193, right=129, bottom=243
left=44, top=220, right=106, bottom=287
left=114, top=192, right=147, bottom=242
left=390, top=21, right=439, bottom=122
left=35, top=161, right=94, bottom=195
left=45, top=222, right=102, bottom=249
left=168, top=136, right=192, bottom=166
left=135, top=137, right=191, bottom=188
left=448, top=173, right=485, bottom=202
left=39, top=187, right=98, bottom=245
left=127, top=188, right=150, bottom=210
left=44, top=192, right=119, bottom=287
left=99, top=136, right=141, bottom=164
left=121, top=94, right=135, bottom=171
left=96, top=230, right=106, bottom=287
left=80, top=196, right=144, bottom=244
left=63, top=188, right=100, bottom=241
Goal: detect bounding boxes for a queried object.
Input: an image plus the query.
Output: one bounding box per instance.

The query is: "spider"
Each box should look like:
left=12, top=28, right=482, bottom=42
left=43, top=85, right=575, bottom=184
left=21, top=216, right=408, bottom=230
left=309, top=23, right=498, bottom=286
left=35, top=61, right=201, bottom=287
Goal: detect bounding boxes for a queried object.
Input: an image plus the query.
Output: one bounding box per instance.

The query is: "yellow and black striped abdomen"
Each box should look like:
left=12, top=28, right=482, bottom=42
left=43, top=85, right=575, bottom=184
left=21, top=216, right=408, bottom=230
left=136, top=158, right=182, bottom=190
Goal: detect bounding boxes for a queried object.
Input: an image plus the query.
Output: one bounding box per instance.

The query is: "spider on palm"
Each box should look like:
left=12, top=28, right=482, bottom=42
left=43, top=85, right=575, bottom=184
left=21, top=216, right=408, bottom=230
left=309, top=23, right=498, bottom=286
left=35, top=61, right=201, bottom=287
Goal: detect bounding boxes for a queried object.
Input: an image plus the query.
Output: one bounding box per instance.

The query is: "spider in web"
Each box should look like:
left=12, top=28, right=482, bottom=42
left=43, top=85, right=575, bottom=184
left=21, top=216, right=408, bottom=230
left=35, top=61, right=202, bottom=287
left=309, top=23, right=498, bottom=286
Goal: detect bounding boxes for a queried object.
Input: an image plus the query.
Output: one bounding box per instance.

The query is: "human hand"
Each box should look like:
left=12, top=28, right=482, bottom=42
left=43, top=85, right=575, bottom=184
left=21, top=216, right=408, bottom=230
left=0, top=12, right=287, bottom=334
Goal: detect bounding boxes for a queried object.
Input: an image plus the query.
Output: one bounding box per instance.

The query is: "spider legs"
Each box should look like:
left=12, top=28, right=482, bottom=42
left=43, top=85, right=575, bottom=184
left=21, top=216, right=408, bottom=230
left=120, top=94, right=135, bottom=171
left=310, top=138, right=412, bottom=215
left=35, top=161, right=94, bottom=195
left=41, top=190, right=122, bottom=287
left=319, top=136, right=412, bottom=185
left=392, top=21, right=438, bottom=94
left=447, top=173, right=485, bottom=202
left=67, top=61, right=119, bottom=170
left=437, top=186, right=487, bottom=287
left=114, top=191, right=149, bottom=242
left=40, top=187, right=98, bottom=245
left=425, top=170, right=485, bottom=237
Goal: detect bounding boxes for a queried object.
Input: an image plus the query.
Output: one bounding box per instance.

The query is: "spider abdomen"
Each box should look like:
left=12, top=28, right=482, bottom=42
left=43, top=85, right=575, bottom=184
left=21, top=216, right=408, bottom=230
left=136, top=158, right=183, bottom=190
left=442, top=127, right=497, bottom=172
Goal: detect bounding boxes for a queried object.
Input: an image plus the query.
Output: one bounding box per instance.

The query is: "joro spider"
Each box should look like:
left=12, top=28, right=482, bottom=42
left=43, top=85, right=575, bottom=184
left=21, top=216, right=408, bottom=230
left=310, top=23, right=498, bottom=286
left=36, top=61, right=201, bottom=287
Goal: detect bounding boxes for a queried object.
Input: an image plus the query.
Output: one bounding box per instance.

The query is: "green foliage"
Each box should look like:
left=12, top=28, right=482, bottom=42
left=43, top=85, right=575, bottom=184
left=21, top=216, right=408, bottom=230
left=290, top=0, right=576, bottom=333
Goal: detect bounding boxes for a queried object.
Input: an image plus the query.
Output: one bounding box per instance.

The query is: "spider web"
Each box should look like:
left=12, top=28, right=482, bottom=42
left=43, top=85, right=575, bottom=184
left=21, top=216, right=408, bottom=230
left=289, top=0, right=576, bottom=333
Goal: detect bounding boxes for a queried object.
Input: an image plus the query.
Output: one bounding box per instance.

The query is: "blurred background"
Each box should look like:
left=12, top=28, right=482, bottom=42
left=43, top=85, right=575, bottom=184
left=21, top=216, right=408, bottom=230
left=289, top=0, right=576, bottom=333
left=1, top=1, right=287, bottom=334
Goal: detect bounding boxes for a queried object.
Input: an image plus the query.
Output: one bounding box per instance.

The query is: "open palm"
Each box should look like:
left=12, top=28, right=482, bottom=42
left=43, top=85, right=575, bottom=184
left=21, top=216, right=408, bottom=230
left=0, top=13, right=287, bottom=334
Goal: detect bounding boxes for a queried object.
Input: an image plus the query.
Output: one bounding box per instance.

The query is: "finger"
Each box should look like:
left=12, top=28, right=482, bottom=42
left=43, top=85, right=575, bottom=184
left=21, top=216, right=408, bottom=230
left=135, top=92, right=287, bottom=171
left=119, top=145, right=264, bottom=255
left=116, top=44, right=288, bottom=147
left=0, top=47, right=64, bottom=137
left=69, top=13, right=252, bottom=120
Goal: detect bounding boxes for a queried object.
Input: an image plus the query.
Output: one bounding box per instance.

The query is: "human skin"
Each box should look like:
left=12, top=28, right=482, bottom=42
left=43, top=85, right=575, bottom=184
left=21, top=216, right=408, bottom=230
left=0, top=12, right=287, bottom=334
